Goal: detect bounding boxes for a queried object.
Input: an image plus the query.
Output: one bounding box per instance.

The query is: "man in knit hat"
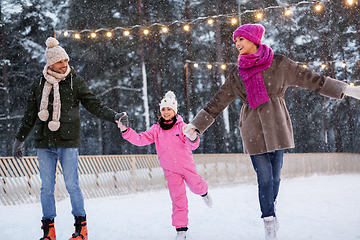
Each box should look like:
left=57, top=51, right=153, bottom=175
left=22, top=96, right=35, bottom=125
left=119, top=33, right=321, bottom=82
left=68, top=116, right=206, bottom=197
left=12, top=37, right=128, bottom=240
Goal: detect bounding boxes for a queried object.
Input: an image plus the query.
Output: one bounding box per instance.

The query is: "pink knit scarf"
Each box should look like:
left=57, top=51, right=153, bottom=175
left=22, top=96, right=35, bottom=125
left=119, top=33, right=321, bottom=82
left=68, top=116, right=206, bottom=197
left=238, top=44, right=274, bottom=109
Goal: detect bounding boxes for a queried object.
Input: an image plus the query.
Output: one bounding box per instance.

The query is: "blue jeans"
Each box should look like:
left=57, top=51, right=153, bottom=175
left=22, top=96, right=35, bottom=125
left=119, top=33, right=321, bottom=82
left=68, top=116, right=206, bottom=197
left=250, top=150, right=284, bottom=218
left=37, top=148, right=86, bottom=220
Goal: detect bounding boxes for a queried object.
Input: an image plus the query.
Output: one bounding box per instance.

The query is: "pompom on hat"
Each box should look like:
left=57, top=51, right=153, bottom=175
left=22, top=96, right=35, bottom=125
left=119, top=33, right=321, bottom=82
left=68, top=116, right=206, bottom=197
left=233, top=24, right=265, bottom=45
left=159, top=91, right=178, bottom=114
left=45, top=37, right=69, bottom=66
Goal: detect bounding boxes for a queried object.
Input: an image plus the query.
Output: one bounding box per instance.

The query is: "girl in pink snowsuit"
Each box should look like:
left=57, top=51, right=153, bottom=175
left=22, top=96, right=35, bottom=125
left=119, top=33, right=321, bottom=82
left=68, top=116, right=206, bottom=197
left=116, top=91, right=212, bottom=240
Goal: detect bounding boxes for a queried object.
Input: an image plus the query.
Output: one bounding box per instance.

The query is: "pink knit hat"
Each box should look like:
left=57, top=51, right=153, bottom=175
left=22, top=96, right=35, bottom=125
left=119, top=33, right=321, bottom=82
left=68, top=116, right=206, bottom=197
left=233, top=24, right=265, bottom=45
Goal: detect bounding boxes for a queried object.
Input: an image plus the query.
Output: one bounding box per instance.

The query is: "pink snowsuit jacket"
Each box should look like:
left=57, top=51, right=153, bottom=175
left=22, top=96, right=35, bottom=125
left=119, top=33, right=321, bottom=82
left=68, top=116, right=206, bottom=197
left=121, top=115, right=199, bottom=172
left=122, top=115, right=207, bottom=227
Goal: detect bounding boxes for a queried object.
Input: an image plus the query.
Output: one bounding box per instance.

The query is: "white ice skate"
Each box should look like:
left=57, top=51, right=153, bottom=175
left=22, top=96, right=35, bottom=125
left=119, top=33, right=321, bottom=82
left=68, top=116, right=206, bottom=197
left=263, top=216, right=278, bottom=240
left=274, top=215, right=279, bottom=232
left=202, top=192, right=213, bottom=208
left=175, top=230, right=187, bottom=240
left=274, top=201, right=279, bottom=231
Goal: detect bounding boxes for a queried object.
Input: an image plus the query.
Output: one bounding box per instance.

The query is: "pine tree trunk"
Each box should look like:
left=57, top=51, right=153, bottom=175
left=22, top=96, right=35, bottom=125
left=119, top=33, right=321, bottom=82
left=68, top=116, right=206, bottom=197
left=138, top=0, right=151, bottom=153
left=184, top=0, right=193, bottom=123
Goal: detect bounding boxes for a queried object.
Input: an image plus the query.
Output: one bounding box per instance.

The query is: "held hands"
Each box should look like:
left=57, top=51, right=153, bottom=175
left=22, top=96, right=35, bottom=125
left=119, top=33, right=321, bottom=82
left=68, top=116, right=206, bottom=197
left=12, top=139, right=24, bottom=160
left=183, top=124, right=198, bottom=141
left=343, top=85, right=360, bottom=100
left=115, top=112, right=128, bottom=132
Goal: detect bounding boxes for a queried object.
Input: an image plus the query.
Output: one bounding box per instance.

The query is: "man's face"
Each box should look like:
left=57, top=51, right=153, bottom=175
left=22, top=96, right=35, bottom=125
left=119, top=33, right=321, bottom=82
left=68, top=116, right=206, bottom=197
left=49, top=59, right=69, bottom=74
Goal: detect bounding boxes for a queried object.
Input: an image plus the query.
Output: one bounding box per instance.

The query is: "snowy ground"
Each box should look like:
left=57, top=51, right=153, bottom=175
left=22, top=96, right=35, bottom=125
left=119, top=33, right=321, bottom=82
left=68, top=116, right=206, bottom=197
left=1, top=174, right=359, bottom=240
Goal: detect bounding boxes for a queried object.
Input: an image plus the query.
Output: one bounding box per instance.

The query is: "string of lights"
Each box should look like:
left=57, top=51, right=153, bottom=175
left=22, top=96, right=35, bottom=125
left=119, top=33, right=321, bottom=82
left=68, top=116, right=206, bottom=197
left=185, top=58, right=360, bottom=71
left=184, top=59, right=360, bottom=85
left=54, top=0, right=359, bottom=78
left=55, top=0, right=359, bottom=38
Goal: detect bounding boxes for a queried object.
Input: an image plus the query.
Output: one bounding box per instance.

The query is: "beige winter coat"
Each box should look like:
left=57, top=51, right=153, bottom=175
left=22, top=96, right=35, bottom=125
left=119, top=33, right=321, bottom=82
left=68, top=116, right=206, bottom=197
left=190, top=54, right=347, bottom=155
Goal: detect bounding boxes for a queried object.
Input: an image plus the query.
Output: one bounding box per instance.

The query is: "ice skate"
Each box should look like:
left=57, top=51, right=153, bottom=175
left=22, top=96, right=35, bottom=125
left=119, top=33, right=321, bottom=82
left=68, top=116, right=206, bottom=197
left=175, top=227, right=187, bottom=240
left=274, top=201, right=279, bottom=231
left=263, top=216, right=278, bottom=240
left=69, top=216, right=88, bottom=240
left=274, top=215, right=279, bottom=232
left=175, top=231, right=187, bottom=240
left=201, top=192, right=213, bottom=208
left=40, top=218, right=56, bottom=240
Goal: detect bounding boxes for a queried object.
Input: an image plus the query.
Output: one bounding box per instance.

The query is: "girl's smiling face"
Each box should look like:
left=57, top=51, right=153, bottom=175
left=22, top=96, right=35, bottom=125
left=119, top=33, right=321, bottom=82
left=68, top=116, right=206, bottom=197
left=161, top=107, right=176, bottom=121
left=235, top=36, right=258, bottom=55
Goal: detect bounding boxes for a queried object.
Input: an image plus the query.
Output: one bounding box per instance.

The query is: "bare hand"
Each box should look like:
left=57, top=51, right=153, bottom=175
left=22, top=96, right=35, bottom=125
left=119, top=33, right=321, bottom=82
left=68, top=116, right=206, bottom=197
left=114, top=112, right=128, bottom=126
left=116, top=120, right=128, bottom=132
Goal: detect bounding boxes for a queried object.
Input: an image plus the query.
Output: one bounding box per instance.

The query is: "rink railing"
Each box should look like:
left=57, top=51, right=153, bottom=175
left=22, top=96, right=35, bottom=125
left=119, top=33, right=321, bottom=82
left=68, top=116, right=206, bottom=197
left=1, top=153, right=360, bottom=206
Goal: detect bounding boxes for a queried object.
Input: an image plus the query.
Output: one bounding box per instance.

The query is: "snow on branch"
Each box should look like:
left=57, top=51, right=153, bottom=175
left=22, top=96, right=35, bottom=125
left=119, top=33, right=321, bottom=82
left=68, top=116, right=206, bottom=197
left=97, top=85, right=142, bottom=97
left=0, top=115, right=23, bottom=121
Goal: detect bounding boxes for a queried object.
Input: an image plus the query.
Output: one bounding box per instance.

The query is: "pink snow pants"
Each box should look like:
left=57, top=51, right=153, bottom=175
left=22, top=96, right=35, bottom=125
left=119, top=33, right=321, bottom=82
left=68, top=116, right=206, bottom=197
left=164, top=164, right=208, bottom=228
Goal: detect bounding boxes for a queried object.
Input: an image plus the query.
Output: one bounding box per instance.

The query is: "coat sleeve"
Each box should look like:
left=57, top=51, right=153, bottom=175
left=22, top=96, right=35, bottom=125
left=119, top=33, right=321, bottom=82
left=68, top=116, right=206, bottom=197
left=283, top=57, right=347, bottom=99
left=15, top=80, right=39, bottom=142
left=122, top=126, right=156, bottom=146
left=190, top=69, right=237, bottom=134
left=77, top=77, right=117, bottom=122
left=185, top=136, right=200, bottom=150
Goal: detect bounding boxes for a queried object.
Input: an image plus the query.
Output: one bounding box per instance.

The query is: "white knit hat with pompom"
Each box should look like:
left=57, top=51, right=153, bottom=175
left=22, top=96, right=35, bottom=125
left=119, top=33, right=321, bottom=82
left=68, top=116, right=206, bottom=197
left=45, top=37, right=69, bottom=66
left=159, top=91, right=178, bottom=114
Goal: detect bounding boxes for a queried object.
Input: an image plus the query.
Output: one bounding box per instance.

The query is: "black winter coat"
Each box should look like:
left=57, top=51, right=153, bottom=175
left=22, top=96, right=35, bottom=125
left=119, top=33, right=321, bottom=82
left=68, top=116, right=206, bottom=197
left=16, top=67, right=117, bottom=148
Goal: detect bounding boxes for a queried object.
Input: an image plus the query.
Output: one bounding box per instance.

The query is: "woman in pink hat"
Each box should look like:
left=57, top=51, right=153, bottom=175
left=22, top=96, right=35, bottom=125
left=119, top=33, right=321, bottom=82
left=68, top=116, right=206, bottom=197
left=183, top=23, right=360, bottom=240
